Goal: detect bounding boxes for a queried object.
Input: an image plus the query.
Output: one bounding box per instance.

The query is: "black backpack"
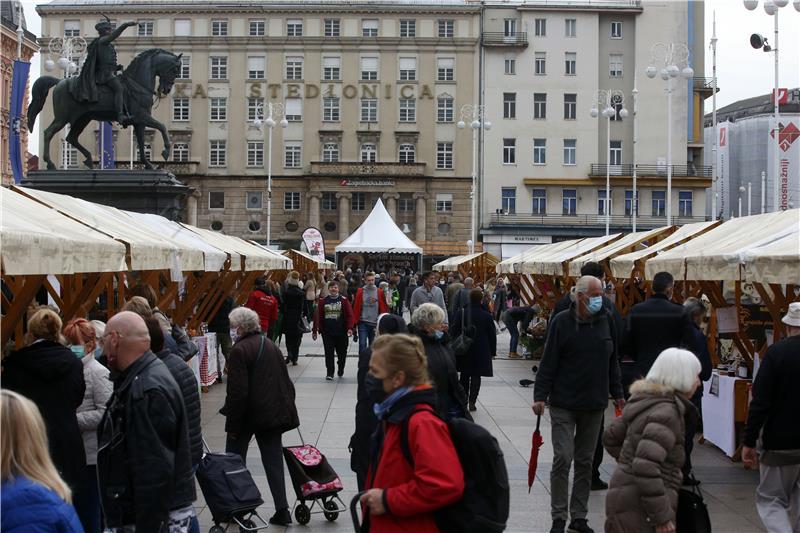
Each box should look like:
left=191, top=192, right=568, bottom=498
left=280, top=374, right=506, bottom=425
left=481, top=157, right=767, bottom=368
left=400, top=407, right=509, bottom=533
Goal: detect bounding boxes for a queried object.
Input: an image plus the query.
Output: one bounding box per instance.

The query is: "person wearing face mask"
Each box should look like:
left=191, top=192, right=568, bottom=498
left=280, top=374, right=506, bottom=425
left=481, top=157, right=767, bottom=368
left=533, top=276, right=624, bottom=533
left=63, top=318, right=113, bottom=533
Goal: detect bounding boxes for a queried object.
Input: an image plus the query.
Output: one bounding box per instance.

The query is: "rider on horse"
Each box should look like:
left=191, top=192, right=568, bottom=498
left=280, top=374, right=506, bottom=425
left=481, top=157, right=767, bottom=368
left=71, top=17, right=136, bottom=125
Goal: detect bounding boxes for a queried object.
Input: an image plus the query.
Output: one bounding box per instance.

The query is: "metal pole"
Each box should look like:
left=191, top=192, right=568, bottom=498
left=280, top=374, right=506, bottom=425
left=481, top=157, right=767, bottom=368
left=666, top=76, right=673, bottom=226
left=711, top=11, right=718, bottom=221
left=761, top=170, right=766, bottom=213
left=773, top=11, right=781, bottom=211
left=632, top=86, right=638, bottom=232
left=130, top=128, right=134, bottom=169
left=738, top=195, right=742, bottom=218
left=606, top=112, right=611, bottom=236
left=16, top=3, right=23, bottom=59
left=471, top=119, right=478, bottom=251
left=748, top=182, right=752, bottom=216
left=267, top=103, right=273, bottom=247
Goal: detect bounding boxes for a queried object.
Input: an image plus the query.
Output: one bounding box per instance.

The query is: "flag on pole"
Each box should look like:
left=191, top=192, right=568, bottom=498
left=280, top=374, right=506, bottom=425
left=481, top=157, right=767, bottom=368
left=9, top=59, right=30, bottom=183
left=99, top=121, right=115, bottom=169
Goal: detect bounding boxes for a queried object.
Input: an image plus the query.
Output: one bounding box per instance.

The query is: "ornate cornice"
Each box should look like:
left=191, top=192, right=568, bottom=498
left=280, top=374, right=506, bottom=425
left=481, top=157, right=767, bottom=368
left=37, top=4, right=481, bottom=17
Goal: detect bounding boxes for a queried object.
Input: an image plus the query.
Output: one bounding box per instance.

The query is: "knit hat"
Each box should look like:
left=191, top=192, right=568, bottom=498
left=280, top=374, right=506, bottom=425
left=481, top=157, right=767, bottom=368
left=783, top=302, right=800, bottom=327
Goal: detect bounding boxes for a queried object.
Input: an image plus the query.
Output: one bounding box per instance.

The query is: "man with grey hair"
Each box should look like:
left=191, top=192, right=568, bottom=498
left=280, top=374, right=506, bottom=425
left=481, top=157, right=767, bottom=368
left=97, top=311, right=196, bottom=532
left=450, top=276, right=474, bottom=321
left=409, top=272, right=449, bottom=326
left=533, top=276, right=624, bottom=533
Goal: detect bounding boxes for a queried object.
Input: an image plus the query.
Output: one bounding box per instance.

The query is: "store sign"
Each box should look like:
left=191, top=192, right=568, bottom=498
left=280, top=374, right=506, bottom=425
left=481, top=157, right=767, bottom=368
left=172, top=82, right=436, bottom=101
left=340, top=179, right=396, bottom=187
left=483, top=234, right=552, bottom=244
left=768, top=119, right=800, bottom=211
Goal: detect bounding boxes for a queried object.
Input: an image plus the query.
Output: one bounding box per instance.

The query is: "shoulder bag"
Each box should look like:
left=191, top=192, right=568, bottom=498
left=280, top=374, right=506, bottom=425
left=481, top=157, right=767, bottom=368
left=450, top=307, right=476, bottom=360
left=676, top=475, right=711, bottom=533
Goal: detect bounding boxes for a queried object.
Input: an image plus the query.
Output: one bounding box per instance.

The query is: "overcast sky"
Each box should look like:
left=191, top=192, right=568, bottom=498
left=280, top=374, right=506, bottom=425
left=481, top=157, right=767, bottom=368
left=18, top=0, right=800, bottom=155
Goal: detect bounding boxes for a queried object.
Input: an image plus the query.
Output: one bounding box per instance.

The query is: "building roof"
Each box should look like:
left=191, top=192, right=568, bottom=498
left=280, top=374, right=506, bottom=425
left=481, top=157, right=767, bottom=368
left=39, top=0, right=481, bottom=10
left=704, top=88, right=800, bottom=126
left=1, top=0, right=37, bottom=42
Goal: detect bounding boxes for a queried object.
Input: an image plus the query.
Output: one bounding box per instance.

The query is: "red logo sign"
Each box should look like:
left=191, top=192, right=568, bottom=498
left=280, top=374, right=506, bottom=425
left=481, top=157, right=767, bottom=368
left=719, top=127, right=726, bottom=147
left=771, top=88, right=789, bottom=105
left=770, top=121, right=800, bottom=152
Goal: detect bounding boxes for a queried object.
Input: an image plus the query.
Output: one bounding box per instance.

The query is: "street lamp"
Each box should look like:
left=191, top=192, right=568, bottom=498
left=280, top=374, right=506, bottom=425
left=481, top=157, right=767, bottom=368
left=590, top=90, right=628, bottom=236
left=253, top=101, right=288, bottom=247
left=44, top=35, right=86, bottom=169
left=645, top=42, right=693, bottom=226
left=457, top=104, right=491, bottom=255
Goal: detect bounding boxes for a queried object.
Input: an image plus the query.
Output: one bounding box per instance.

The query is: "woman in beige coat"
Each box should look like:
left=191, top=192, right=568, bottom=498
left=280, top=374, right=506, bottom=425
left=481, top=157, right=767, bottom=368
left=603, top=348, right=702, bottom=533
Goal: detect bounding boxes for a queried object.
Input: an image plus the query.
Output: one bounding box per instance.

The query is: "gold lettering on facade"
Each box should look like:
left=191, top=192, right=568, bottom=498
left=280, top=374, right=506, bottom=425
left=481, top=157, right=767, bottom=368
left=342, top=85, right=358, bottom=99
left=286, top=84, right=301, bottom=98
left=249, top=83, right=262, bottom=97
left=419, top=85, right=434, bottom=100
left=361, top=84, right=377, bottom=99
left=173, top=83, right=189, bottom=97
left=305, top=84, right=319, bottom=99
left=268, top=84, right=281, bottom=99
left=399, top=85, right=415, bottom=99
left=192, top=84, right=207, bottom=99
left=325, top=84, right=335, bottom=97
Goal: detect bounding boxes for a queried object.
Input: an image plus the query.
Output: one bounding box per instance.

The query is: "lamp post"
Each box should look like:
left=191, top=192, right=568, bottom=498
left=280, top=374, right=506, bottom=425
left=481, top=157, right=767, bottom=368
left=590, top=90, right=628, bottom=236
left=44, top=35, right=86, bottom=170
left=457, top=104, right=491, bottom=255
left=744, top=0, right=799, bottom=212
left=631, top=85, right=639, bottom=232
left=739, top=185, right=746, bottom=217
left=253, top=102, right=288, bottom=248
left=645, top=42, right=694, bottom=226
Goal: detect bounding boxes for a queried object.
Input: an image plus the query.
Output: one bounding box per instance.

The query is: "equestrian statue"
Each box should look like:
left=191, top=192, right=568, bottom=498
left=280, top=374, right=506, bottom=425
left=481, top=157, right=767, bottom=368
left=28, top=18, right=182, bottom=170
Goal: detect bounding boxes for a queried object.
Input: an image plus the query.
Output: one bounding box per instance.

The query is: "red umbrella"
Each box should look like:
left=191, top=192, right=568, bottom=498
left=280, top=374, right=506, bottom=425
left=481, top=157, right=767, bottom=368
left=528, top=413, right=544, bottom=493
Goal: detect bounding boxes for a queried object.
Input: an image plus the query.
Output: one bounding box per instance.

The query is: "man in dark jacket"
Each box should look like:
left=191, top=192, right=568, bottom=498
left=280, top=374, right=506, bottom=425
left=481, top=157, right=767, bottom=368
left=743, top=303, right=800, bottom=532
left=223, top=307, right=300, bottom=526
left=207, top=295, right=234, bottom=376
left=281, top=271, right=306, bottom=366
left=533, top=276, right=624, bottom=533
left=97, top=311, right=196, bottom=531
left=451, top=289, right=497, bottom=412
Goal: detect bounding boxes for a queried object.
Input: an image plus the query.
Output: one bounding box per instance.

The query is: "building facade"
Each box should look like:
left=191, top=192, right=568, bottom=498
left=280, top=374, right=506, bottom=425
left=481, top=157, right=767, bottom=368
left=36, top=0, right=482, bottom=264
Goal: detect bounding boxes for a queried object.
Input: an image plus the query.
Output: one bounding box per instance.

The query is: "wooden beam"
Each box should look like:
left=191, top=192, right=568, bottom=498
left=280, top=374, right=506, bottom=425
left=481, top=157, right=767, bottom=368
left=0, top=275, right=46, bottom=348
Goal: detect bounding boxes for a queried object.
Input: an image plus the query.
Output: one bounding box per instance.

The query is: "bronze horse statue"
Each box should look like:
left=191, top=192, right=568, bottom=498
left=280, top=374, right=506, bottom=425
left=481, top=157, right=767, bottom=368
left=28, top=48, right=182, bottom=170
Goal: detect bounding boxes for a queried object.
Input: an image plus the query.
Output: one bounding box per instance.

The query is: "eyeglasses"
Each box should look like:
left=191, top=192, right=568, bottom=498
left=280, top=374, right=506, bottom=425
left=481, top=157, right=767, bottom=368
left=102, top=331, right=125, bottom=340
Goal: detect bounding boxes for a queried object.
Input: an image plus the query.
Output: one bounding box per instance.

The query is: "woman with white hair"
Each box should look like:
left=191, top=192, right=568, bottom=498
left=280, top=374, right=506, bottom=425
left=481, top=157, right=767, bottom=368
left=602, top=348, right=702, bottom=533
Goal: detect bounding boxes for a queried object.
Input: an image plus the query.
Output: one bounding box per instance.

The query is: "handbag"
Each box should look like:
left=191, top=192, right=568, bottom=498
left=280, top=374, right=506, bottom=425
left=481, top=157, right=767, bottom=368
left=298, top=315, right=312, bottom=334
left=676, top=476, right=711, bottom=533
left=450, top=307, right=475, bottom=360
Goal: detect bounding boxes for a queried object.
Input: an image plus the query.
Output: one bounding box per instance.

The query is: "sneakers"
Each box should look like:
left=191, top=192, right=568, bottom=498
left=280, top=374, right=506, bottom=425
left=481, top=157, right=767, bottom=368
left=567, top=518, right=594, bottom=533
left=591, top=477, right=608, bottom=490
left=337, top=367, right=345, bottom=377
left=291, top=360, right=298, bottom=366
left=468, top=402, right=477, bottom=412
left=550, top=519, right=566, bottom=533
left=325, top=375, right=333, bottom=381
left=268, top=508, right=292, bottom=526
left=508, top=351, right=522, bottom=359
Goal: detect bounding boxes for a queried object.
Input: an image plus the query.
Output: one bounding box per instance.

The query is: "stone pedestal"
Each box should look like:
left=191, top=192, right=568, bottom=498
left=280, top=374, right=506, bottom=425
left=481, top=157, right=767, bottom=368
left=22, top=169, right=194, bottom=221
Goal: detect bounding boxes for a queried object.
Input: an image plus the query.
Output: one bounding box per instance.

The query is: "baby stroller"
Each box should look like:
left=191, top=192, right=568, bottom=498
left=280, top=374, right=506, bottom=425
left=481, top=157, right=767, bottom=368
left=196, top=440, right=269, bottom=532
left=283, top=430, right=346, bottom=525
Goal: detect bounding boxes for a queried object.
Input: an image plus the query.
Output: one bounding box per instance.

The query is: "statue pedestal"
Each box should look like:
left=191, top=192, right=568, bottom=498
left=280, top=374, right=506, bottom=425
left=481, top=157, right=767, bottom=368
left=22, top=169, right=193, bottom=221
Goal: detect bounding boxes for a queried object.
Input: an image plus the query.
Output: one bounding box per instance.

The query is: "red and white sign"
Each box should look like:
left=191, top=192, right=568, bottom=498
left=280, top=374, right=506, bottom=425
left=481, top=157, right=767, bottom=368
left=719, top=126, right=726, bottom=147
left=769, top=119, right=800, bottom=211
left=302, top=227, right=326, bottom=260
left=771, top=88, right=789, bottom=105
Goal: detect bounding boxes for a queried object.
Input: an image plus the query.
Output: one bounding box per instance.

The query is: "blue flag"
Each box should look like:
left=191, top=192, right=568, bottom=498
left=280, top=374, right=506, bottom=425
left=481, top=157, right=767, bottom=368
left=99, top=121, right=115, bottom=169
left=10, top=60, right=30, bottom=183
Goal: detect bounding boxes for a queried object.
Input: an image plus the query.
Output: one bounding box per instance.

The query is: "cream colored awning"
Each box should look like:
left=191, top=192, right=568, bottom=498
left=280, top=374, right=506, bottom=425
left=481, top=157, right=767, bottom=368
left=183, top=226, right=291, bottom=271
left=433, top=251, right=499, bottom=271
left=568, top=226, right=672, bottom=277
left=496, top=239, right=584, bottom=274
left=521, top=234, right=623, bottom=275
left=742, top=229, right=800, bottom=284
left=283, top=248, right=335, bottom=270
left=1, top=188, right=127, bottom=275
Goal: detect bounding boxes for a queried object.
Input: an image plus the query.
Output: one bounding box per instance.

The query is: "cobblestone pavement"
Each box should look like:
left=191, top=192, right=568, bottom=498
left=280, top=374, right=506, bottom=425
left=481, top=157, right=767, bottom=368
left=195, top=327, right=765, bottom=533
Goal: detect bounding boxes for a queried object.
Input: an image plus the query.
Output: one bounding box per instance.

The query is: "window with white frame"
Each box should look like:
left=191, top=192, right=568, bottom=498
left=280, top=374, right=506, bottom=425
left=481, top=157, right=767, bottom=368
left=436, top=193, right=453, bottom=212
left=399, top=57, right=417, bottom=81
left=565, top=18, right=576, bottom=37
left=209, top=191, right=225, bottom=209
left=533, top=138, right=546, bottom=164
left=284, top=142, right=302, bottom=168
left=284, top=191, right=301, bottom=210
left=247, top=56, right=265, bottom=79
left=598, top=189, right=612, bottom=215
left=285, top=98, right=302, bottom=122
left=564, top=93, right=577, bottom=120
left=501, top=188, right=516, bottom=214
left=562, top=189, right=577, bottom=215
left=246, top=191, right=263, bottom=210
left=534, top=93, right=547, bottom=119
left=399, top=98, right=416, bottom=122
left=138, top=21, right=153, bottom=36
left=361, top=98, right=377, bottom=122
left=534, top=52, right=546, bottom=75
left=64, top=20, right=80, bottom=37
left=178, top=55, right=191, bottom=79
left=286, top=19, right=303, bottom=37
left=249, top=20, right=265, bottom=36
left=625, top=190, right=636, bottom=216
left=172, top=143, right=189, bottom=162
left=324, top=19, right=340, bottom=37
left=437, top=58, right=455, bottom=81
left=503, top=138, right=516, bottom=164
left=322, top=57, right=341, bottom=81
left=209, top=140, right=226, bottom=167
left=246, top=142, right=263, bottom=167
left=610, top=21, right=622, bottom=39
left=436, top=143, right=453, bottom=169
left=323, top=97, right=340, bottom=122
left=609, top=140, right=622, bottom=165
left=210, top=56, right=227, bottom=79
left=504, top=19, right=517, bottom=37
left=532, top=189, right=546, bottom=214
left=399, top=144, right=415, bottom=163
left=361, top=57, right=378, bottom=80
left=609, top=54, right=623, bottom=77
left=174, top=19, right=191, bottom=36
left=322, top=192, right=337, bottom=210
left=351, top=192, right=366, bottom=211
left=400, top=19, right=416, bottom=37
left=563, top=139, right=576, bottom=165
left=360, top=143, right=377, bottom=163
left=503, top=92, right=516, bottom=119
left=172, top=97, right=189, bottom=121
left=62, top=141, right=78, bottom=167
left=679, top=191, right=693, bottom=216
left=534, top=18, right=546, bottom=36
left=362, top=19, right=378, bottom=37
left=247, top=97, right=263, bottom=122
left=322, top=143, right=339, bottom=162
left=285, top=56, right=303, bottom=80
left=399, top=194, right=414, bottom=212
left=209, top=97, right=227, bottom=121
left=652, top=190, right=666, bottom=216
left=565, top=52, right=576, bottom=75
left=211, top=20, right=228, bottom=36
left=437, top=97, right=454, bottom=122
left=504, top=58, right=516, bottom=75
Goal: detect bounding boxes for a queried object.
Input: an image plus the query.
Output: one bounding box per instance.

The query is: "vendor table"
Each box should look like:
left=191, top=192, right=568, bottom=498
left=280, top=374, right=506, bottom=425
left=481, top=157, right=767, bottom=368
left=702, top=372, right=751, bottom=458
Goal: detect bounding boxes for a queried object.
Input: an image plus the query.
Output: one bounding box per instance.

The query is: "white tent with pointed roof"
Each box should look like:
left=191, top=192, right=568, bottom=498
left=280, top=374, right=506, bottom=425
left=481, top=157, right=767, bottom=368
left=335, top=199, right=423, bottom=255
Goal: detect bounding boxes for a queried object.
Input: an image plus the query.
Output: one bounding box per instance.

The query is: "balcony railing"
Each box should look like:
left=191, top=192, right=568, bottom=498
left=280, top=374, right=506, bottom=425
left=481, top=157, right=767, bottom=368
left=482, top=32, right=528, bottom=47
left=114, top=160, right=200, bottom=176
left=488, top=212, right=708, bottom=227
left=309, top=161, right=427, bottom=177
left=589, top=164, right=712, bottom=178
left=693, top=77, right=719, bottom=93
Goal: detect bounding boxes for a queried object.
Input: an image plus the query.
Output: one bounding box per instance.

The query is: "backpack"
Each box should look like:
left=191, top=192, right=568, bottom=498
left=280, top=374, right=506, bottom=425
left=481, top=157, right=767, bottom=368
left=400, top=407, right=509, bottom=533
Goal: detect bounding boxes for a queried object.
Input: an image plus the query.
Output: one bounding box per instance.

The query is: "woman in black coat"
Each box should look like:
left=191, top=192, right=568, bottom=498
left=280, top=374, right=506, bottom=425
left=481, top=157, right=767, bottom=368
left=281, top=271, right=306, bottom=366
left=2, top=308, right=86, bottom=491
left=450, top=289, right=497, bottom=412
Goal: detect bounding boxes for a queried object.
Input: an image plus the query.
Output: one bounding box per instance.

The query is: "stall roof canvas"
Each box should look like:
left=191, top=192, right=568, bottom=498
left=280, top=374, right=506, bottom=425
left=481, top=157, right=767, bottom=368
left=335, top=199, right=423, bottom=254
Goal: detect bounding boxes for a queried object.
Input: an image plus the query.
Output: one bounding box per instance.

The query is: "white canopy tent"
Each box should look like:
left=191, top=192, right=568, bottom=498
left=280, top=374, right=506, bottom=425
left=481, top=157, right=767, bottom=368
left=568, top=226, right=672, bottom=277
left=184, top=227, right=291, bottom=272
left=335, top=199, right=422, bottom=266
left=742, top=229, right=800, bottom=284
left=520, top=234, right=623, bottom=275
left=496, top=239, right=584, bottom=274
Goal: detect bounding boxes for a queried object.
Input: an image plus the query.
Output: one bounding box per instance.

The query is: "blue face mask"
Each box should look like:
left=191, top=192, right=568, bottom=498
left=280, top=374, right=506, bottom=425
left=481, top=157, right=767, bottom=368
left=587, top=296, right=603, bottom=314
left=94, top=346, right=103, bottom=360
left=70, top=345, right=85, bottom=358
left=433, top=330, right=444, bottom=340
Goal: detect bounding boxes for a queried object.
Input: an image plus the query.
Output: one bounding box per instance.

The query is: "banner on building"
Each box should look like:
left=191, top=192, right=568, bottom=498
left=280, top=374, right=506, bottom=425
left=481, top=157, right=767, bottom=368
left=301, top=227, right=326, bottom=260
left=99, top=122, right=115, bottom=169
left=768, top=119, right=800, bottom=211
left=716, top=120, right=730, bottom=219
left=9, top=60, right=31, bottom=183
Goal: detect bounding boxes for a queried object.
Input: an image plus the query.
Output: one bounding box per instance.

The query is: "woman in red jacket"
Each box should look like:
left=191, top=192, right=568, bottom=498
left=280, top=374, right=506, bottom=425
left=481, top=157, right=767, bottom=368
left=361, top=334, right=464, bottom=533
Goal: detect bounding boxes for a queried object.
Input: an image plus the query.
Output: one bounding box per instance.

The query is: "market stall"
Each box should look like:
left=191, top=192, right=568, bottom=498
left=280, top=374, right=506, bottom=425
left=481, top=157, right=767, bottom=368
left=433, top=252, right=499, bottom=283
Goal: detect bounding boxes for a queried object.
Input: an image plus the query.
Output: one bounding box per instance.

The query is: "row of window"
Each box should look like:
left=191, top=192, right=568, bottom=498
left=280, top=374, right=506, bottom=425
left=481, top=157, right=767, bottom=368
left=500, top=138, right=621, bottom=166
left=207, top=190, right=454, bottom=213
left=502, top=53, right=623, bottom=78
left=501, top=18, right=622, bottom=39
left=502, top=92, right=624, bottom=121
left=499, top=188, right=693, bottom=217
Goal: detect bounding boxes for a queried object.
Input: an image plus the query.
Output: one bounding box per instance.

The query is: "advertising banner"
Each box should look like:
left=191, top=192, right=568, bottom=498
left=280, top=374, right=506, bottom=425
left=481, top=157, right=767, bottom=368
left=301, top=227, right=325, bottom=260
left=768, top=118, right=800, bottom=211
left=716, top=120, right=730, bottom=219
left=9, top=60, right=30, bottom=183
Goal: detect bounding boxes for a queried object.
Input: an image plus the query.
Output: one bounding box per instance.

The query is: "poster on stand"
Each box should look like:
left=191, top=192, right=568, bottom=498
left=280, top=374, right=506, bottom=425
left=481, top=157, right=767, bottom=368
left=302, top=227, right=326, bottom=260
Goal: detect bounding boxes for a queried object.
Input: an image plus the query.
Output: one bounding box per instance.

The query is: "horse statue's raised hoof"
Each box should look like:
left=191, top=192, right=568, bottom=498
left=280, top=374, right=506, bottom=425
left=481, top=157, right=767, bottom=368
left=46, top=161, right=56, bottom=170
left=83, top=158, right=94, bottom=169
left=161, top=148, right=170, bottom=161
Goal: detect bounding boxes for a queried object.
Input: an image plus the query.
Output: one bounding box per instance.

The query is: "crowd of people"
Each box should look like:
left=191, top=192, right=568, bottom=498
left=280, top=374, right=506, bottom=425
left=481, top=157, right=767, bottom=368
left=1, top=264, right=798, bottom=533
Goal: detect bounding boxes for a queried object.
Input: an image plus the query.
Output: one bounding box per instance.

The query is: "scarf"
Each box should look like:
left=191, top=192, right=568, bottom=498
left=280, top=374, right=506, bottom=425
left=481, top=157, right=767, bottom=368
left=373, top=386, right=413, bottom=420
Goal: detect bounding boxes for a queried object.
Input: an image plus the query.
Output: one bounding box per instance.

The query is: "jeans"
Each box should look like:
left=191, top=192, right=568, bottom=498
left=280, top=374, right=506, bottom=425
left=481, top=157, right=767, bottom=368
left=755, top=463, right=800, bottom=532
left=322, top=334, right=348, bottom=377
left=358, top=322, right=376, bottom=354
left=549, top=406, right=604, bottom=522
left=74, top=464, right=101, bottom=533
left=459, top=373, right=481, bottom=404
left=226, top=429, right=288, bottom=511
left=505, top=317, right=520, bottom=353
